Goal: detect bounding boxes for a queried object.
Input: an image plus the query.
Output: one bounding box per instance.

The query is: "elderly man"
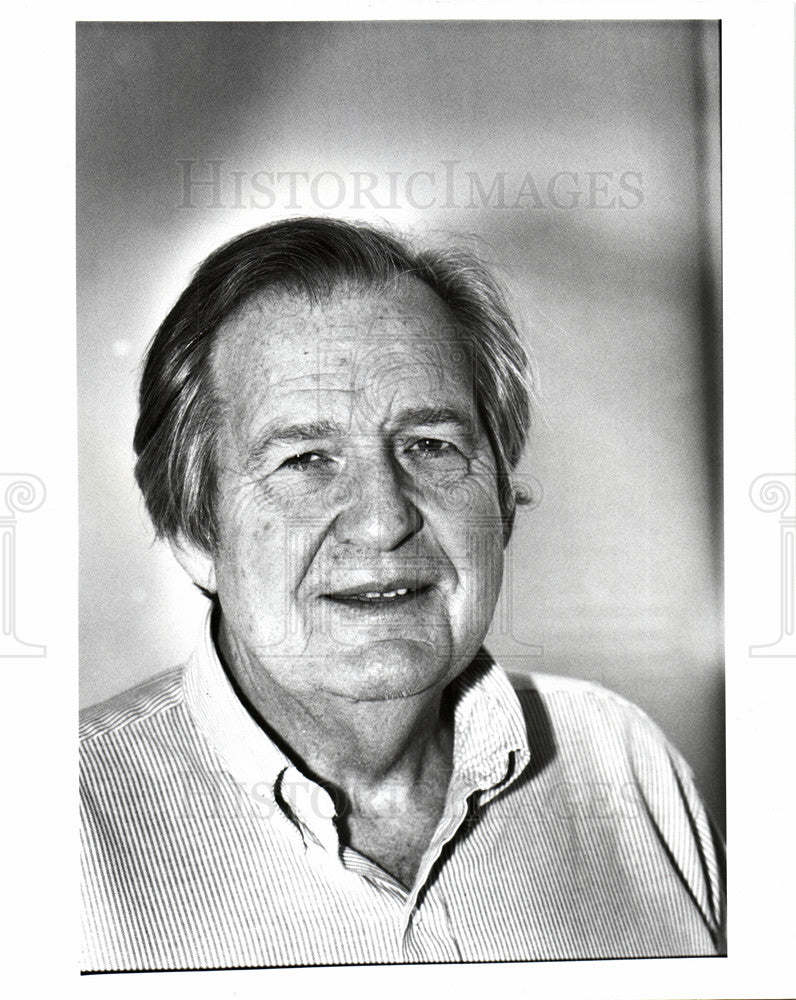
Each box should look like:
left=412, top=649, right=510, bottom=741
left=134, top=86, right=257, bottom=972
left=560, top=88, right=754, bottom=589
left=80, top=218, right=724, bottom=970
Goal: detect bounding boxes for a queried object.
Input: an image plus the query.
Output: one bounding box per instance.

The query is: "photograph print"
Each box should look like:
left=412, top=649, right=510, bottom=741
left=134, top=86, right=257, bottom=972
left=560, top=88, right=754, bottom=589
left=78, top=20, right=724, bottom=971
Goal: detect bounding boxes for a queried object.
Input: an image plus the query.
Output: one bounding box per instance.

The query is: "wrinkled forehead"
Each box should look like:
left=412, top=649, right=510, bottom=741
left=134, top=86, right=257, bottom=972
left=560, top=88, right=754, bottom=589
left=210, top=278, right=474, bottom=422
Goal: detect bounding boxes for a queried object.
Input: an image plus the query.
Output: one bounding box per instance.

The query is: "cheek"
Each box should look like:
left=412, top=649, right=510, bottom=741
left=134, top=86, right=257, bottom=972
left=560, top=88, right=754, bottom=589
left=419, top=489, right=499, bottom=557
left=428, top=463, right=503, bottom=552
left=468, top=530, right=505, bottom=598
left=433, top=503, right=504, bottom=611
left=213, top=509, right=276, bottom=601
left=220, top=518, right=336, bottom=611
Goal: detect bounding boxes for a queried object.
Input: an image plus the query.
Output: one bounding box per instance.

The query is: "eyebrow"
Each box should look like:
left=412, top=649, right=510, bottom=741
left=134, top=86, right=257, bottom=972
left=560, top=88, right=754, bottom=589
left=390, top=406, right=475, bottom=432
left=245, top=420, right=344, bottom=470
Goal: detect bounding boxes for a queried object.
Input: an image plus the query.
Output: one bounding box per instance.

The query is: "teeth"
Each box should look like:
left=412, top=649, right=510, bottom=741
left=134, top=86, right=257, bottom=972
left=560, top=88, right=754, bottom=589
left=348, top=587, right=412, bottom=600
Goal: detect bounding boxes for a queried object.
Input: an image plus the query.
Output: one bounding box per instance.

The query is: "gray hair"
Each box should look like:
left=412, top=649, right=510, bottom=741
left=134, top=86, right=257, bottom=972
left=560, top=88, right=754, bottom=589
left=134, top=217, right=533, bottom=552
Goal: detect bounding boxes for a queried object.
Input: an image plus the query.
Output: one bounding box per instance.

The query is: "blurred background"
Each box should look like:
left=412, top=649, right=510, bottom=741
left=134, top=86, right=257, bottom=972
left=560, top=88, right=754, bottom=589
left=77, top=21, right=723, bottom=831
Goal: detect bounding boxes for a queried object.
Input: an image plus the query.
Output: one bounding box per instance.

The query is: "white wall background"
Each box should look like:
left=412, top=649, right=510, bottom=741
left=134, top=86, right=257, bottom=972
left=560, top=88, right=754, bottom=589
left=77, top=20, right=723, bottom=831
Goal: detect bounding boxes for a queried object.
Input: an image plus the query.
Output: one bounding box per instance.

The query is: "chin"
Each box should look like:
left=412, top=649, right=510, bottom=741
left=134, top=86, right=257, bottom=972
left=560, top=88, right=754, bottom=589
left=331, top=637, right=456, bottom=703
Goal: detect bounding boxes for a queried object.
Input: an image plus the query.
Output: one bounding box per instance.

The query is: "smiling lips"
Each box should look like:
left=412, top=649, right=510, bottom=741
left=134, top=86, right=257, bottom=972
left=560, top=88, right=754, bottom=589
left=329, top=587, right=420, bottom=605
left=322, top=580, right=434, bottom=606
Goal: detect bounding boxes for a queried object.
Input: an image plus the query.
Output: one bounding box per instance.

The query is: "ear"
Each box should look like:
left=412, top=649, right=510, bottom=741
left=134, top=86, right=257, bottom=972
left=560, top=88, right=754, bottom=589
left=169, top=534, right=217, bottom=594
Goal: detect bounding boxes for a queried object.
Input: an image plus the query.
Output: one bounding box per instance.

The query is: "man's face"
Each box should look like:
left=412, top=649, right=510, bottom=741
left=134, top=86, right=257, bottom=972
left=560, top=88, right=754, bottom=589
left=190, top=279, right=505, bottom=706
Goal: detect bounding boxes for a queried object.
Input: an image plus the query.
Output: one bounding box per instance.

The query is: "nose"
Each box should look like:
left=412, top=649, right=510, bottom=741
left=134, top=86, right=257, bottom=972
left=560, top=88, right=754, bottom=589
left=331, top=451, right=422, bottom=551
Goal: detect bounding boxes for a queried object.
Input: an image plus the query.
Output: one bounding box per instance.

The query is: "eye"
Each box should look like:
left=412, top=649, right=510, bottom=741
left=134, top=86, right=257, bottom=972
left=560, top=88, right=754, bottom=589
left=279, top=452, right=332, bottom=471
left=407, top=438, right=457, bottom=455
left=404, top=438, right=469, bottom=478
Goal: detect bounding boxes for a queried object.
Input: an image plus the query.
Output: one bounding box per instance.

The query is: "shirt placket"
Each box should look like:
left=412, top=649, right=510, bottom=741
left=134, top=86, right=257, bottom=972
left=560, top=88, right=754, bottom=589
left=396, top=769, right=490, bottom=962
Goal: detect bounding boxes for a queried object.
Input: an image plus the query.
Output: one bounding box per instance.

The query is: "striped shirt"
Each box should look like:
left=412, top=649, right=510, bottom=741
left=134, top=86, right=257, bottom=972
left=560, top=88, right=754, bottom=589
left=80, top=612, right=725, bottom=970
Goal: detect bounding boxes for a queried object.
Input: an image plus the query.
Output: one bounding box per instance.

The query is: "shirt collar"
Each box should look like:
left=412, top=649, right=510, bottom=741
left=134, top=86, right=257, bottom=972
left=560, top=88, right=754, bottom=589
left=183, top=606, right=291, bottom=798
left=447, top=650, right=532, bottom=798
left=183, top=607, right=531, bottom=829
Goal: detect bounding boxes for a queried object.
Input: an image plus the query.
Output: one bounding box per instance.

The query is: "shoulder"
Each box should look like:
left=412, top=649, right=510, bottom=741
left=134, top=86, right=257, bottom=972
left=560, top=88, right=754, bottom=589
left=508, top=667, right=645, bottom=714
left=503, top=668, right=707, bottom=802
left=506, top=669, right=668, bottom=746
left=80, top=664, right=219, bottom=811
left=504, top=668, right=725, bottom=950
left=80, top=667, right=186, bottom=745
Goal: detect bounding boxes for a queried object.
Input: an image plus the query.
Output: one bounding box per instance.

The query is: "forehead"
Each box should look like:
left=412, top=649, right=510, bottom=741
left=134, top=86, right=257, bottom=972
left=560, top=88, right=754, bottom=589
left=211, top=279, right=473, bottom=425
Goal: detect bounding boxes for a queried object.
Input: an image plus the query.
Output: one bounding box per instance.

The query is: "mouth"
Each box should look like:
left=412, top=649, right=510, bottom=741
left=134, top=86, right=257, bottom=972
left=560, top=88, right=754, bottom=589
left=322, top=581, right=434, bottom=609
left=324, top=587, right=429, bottom=607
